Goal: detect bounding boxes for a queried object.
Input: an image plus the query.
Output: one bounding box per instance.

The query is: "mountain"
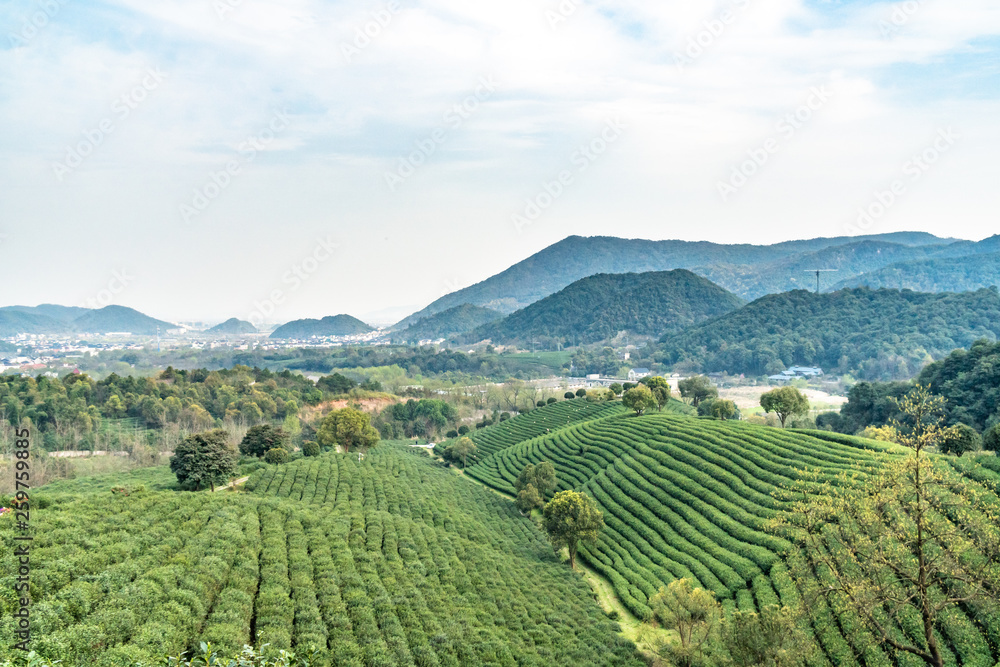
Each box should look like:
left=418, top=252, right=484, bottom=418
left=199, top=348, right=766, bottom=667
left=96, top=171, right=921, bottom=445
left=831, top=250, right=1000, bottom=293
left=72, top=305, right=176, bottom=335
left=270, top=314, right=374, bottom=339
left=395, top=232, right=957, bottom=328
left=396, top=304, right=501, bottom=343
left=0, top=310, right=69, bottom=336
left=469, top=270, right=744, bottom=345
left=658, top=286, right=1000, bottom=381
left=207, top=318, right=258, bottom=335
left=2, top=304, right=91, bottom=323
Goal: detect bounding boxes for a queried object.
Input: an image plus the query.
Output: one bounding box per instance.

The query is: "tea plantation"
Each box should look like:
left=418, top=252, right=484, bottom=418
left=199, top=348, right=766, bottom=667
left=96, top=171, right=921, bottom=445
left=466, top=409, right=1000, bottom=667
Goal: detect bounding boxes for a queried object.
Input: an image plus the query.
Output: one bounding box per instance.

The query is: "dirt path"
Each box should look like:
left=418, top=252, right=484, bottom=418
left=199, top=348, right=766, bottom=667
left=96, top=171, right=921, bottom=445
left=215, top=476, right=250, bottom=491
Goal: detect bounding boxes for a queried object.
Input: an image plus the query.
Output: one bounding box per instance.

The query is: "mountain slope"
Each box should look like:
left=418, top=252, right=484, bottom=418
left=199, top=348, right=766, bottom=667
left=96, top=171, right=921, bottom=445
left=71, top=305, right=176, bottom=334
left=469, top=270, right=744, bottom=345
left=396, top=233, right=956, bottom=328
left=0, top=310, right=69, bottom=336
left=270, top=314, right=373, bottom=339
left=658, top=286, right=1000, bottom=380
left=207, top=318, right=258, bottom=334
left=3, top=304, right=91, bottom=323
left=395, top=304, right=501, bottom=342
left=832, top=250, right=1000, bottom=293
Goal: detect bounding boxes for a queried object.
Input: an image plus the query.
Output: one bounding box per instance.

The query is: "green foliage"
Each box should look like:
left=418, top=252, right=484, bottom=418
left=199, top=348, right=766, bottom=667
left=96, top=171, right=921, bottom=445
left=315, top=372, right=356, bottom=394
left=646, top=579, right=721, bottom=667
left=515, top=461, right=557, bottom=509
left=938, top=423, right=982, bottom=456
left=918, top=338, right=1000, bottom=431
left=711, top=399, right=737, bottom=421
left=659, top=287, right=1000, bottom=380
left=315, top=408, right=380, bottom=455
left=239, top=425, right=289, bottom=458
left=543, top=490, right=604, bottom=569
left=264, top=448, right=289, bottom=465
left=984, top=423, right=1000, bottom=452
left=760, top=387, right=809, bottom=428
left=722, top=605, right=813, bottom=667
left=447, top=436, right=477, bottom=468
left=269, top=314, right=373, bottom=339
left=374, top=398, right=458, bottom=440
left=575, top=388, right=587, bottom=397
left=170, top=429, right=238, bottom=491
left=622, top=385, right=656, bottom=416
left=608, top=383, right=623, bottom=397
left=396, top=303, right=502, bottom=342
left=678, top=375, right=718, bottom=407
left=468, top=270, right=743, bottom=346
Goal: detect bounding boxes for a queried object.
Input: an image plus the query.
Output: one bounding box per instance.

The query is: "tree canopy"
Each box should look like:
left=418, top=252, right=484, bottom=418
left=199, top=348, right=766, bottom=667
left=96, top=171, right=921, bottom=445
left=170, top=429, right=238, bottom=492
left=543, top=490, right=604, bottom=570
left=760, top=387, right=809, bottom=428
left=316, top=408, right=380, bottom=456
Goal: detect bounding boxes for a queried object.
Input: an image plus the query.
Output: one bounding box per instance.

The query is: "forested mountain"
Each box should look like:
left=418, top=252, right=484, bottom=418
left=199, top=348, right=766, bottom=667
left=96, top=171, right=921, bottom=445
left=0, top=304, right=175, bottom=336
left=207, top=317, right=258, bottom=334
left=832, top=249, right=1000, bottom=293
left=395, top=304, right=501, bottom=342
left=918, top=339, right=1000, bottom=432
left=395, top=232, right=957, bottom=327
left=270, top=314, right=374, bottom=339
left=657, top=287, right=1000, bottom=380
left=469, top=270, right=743, bottom=346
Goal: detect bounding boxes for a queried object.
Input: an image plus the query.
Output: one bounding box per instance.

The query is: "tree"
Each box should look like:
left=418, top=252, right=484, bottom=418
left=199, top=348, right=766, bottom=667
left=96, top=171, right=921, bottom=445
left=760, top=387, right=809, bottom=428
left=564, top=392, right=575, bottom=399
left=264, top=448, right=289, bottom=464
left=646, top=579, right=721, bottom=667
left=170, top=429, right=238, bottom=492
left=317, top=372, right=356, bottom=394
left=622, top=385, right=656, bottom=416
left=985, top=423, right=1000, bottom=452
left=302, top=440, right=320, bottom=457
left=543, top=490, right=603, bottom=570
left=515, top=461, right=556, bottom=502
left=609, top=383, right=623, bottom=397
left=678, top=376, right=718, bottom=407
left=776, top=386, right=1000, bottom=667
left=711, top=399, right=737, bottom=421
left=722, top=605, right=813, bottom=667
left=652, top=386, right=671, bottom=412
left=516, top=484, right=542, bottom=515
left=575, top=388, right=587, bottom=398
left=450, top=436, right=477, bottom=468
left=239, top=424, right=289, bottom=458
left=938, top=423, right=982, bottom=456
left=317, top=408, right=380, bottom=457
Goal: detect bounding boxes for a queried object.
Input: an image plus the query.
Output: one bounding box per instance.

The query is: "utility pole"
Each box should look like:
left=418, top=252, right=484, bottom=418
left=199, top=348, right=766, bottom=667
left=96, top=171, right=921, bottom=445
left=803, top=269, right=838, bottom=294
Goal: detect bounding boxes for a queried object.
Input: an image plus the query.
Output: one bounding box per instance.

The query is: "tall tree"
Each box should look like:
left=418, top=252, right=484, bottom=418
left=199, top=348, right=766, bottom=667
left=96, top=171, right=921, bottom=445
left=543, top=490, right=604, bottom=570
left=760, top=387, right=809, bottom=427
left=776, top=386, right=1000, bottom=667
left=678, top=376, right=718, bottom=407
left=622, top=385, right=656, bottom=417
left=645, top=578, right=722, bottom=667
left=170, top=429, right=238, bottom=492
left=317, top=408, right=380, bottom=458
left=239, top=424, right=289, bottom=458
left=711, top=399, right=737, bottom=421
left=450, top=436, right=477, bottom=468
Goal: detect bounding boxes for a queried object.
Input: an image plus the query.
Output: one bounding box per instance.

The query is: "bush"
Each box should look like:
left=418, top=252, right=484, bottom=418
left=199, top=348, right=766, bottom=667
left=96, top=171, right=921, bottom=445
left=265, top=448, right=290, bottom=465
left=302, top=441, right=321, bottom=457
left=575, top=389, right=587, bottom=397
left=564, top=392, right=576, bottom=399
left=445, top=430, right=459, bottom=439
left=458, top=425, right=471, bottom=435
left=547, top=397, right=557, bottom=405
left=537, top=400, right=546, bottom=407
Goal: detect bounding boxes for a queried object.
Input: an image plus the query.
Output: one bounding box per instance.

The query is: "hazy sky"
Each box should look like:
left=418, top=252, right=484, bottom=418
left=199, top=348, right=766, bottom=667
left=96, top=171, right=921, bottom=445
left=1, top=0, right=998, bottom=325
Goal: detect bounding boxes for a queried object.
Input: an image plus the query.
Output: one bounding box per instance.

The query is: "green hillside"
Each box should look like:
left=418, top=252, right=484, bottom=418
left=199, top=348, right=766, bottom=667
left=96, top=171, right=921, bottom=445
left=833, top=250, right=1000, bottom=293
left=395, top=304, right=501, bottom=342
left=270, top=314, right=374, bottom=339
left=71, top=305, right=176, bottom=334
left=4, top=445, right=642, bottom=666
left=465, top=412, right=1000, bottom=667
left=658, top=286, right=1000, bottom=380
left=469, top=270, right=744, bottom=346
left=207, top=317, right=258, bottom=334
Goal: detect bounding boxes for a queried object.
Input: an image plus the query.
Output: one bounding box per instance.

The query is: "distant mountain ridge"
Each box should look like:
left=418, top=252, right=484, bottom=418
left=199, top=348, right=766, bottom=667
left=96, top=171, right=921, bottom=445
left=0, top=304, right=176, bottom=336
left=270, top=314, right=374, bottom=339
left=394, top=232, right=963, bottom=328
left=396, top=304, right=502, bottom=343
left=468, top=270, right=744, bottom=345
left=207, top=318, right=258, bottom=335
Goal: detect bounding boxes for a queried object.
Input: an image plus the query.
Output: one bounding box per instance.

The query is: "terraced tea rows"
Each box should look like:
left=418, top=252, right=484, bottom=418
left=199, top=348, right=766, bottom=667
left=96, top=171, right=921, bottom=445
left=466, top=413, right=1000, bottom=667
left=1, top=445, right=642, bottom=667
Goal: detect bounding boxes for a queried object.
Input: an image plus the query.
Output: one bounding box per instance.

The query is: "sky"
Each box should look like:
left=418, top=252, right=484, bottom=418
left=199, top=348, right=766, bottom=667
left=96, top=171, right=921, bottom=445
left=1, top=0, right=998, bottom=326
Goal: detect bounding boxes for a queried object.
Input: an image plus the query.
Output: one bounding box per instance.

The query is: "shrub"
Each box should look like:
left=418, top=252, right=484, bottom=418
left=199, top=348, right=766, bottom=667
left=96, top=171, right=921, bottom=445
left=564, top=392, right=576, bottom=399
left=265, top=448, right=290, bottom=465
left=301, top=441, right=321, bottom=457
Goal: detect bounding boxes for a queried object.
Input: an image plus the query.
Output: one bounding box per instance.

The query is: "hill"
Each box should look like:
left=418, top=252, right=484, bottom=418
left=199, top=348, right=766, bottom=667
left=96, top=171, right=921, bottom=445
left=832, top=250, right=1000, bottom=293
left=395, top=304, right=501, bottom=342
left=0, top=309, right=68, bottom=336
left=2, top=303, right=91, bottom=322
left=270, top=314, right=374, bottom=339
left=468, top=270, right=744, bottom=346
left=464, top=409, right=1000, bottom=666
left=9, top=445, right=644, bottom=666
left=395, top=232, right=957, bottom=328
left=207, top=317, right=258, bottom=334
left=71, top=305, right=176, bottom=334
left=657, top=286, right=1000, bottom=380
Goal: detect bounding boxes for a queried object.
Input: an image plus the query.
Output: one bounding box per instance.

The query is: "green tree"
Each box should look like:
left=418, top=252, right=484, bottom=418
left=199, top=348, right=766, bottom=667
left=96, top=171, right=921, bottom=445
left=609, top=383, right=623, bottom=397
left=302, top=440, right=320, bottom=457
left=564, top=392, right=576, bottom=399
left=678, top=376, right=718, bottom=407
left=645, top=578, right=721, bottom=667
left=170, top=429, right=238, bottom=492
left=622, top=385, right=656, bottom=416
left=239, top=424, right=289, bottom=458
left=985, top=423, right=1000, bottom=452
left=722, top=605, right=812, bottom=667
left=760, top=387, right=809, bottom=428
left=777, top=386, right=1000, bottom=667
left=938, top=423, right=982, bottom=456
left=515, top=462, right=556, bottom=511
left=264, top=448, right=289, bottom=465
left=652, top=386, right=671, bottom=412
left=450, top=436, right=477, bottom=468
left=575, top=388, right=587, bottom=398
left=317, top=408, right=380, bottom=458
left=543, top=490, right=604, bottom=570
left=516, top=484, right=542, bottom=515
left=711, top=399, right=737, bottom=421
